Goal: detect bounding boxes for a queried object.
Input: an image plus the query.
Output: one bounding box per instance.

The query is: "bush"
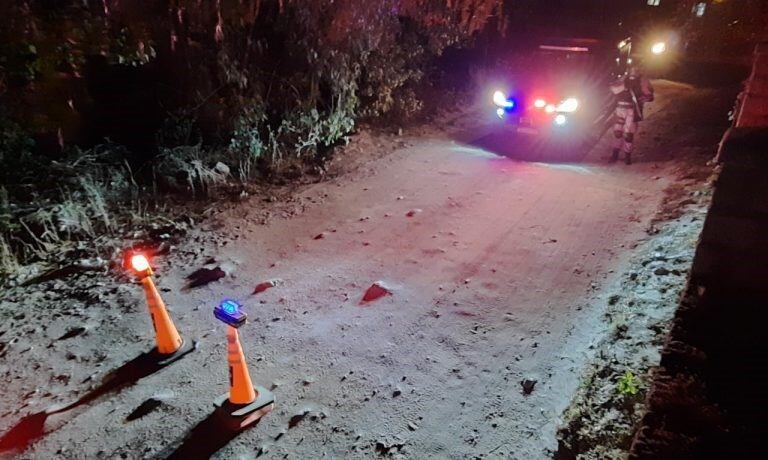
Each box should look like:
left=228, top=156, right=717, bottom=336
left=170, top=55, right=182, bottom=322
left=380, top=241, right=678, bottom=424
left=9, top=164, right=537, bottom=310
left=617, top=371, right=640, bottom=396
left=155, top=145, right=228, bottom=196
left=0, top=0, right=506, bottom=273
left=0, top=116, right=36, bottom=185
left=1, top=0, right=504, bottom=166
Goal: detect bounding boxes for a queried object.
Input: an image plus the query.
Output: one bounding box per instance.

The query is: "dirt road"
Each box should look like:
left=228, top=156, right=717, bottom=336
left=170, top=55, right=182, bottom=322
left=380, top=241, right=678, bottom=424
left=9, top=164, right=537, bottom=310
left=0, top=81, right=718, bottom=459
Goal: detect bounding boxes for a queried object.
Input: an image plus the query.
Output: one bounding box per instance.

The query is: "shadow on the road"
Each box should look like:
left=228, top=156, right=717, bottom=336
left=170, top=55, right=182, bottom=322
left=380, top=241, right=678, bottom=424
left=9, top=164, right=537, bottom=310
left=0, top=345, right=196, bottom=454
left=464, top=111, right=614, bottom=165
left=162, top=410, right=260, bottom=460
left=468, top=129, right=605, bottom=164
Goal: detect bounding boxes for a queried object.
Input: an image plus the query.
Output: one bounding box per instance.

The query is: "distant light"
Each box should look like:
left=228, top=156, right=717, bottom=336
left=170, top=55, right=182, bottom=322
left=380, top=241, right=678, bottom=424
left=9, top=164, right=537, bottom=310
left=131, top=254, right=150, bottom=272
left=651, top=42, right=667, bottom=55
left=627, top=58, right=633, bottom=64
left=493, top=91, right=514, bottom=108
left=618, top=40, right=627, bottom=49
left=545, top=104, right=556, bottom=113
left=554, top=114, right=567, bottom=126
left=534, top=99, right=547, bottom=108
left=496, top=108, right=505, bottom=119
left=557, top=98, right=579, bottom=113
left=694, top=2, right=706, bottom=17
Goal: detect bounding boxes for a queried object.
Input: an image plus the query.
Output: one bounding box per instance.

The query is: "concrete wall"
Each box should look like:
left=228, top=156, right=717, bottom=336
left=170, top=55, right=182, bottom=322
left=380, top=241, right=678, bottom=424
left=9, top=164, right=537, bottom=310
left=629, top=43, right=768, bottom=459
left=735, top=42, right=768, bottom=128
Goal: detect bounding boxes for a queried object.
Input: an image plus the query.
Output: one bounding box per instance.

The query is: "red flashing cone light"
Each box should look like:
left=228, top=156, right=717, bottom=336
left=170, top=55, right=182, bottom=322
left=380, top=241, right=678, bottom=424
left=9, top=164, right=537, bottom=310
left=213, top=300, right=275, bottom=429
left=128, top=253, right=196, bottom=364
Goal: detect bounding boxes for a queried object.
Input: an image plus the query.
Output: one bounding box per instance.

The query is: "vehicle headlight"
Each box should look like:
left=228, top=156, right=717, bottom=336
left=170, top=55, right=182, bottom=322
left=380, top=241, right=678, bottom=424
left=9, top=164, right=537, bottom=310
left=493, top=90, right=514, bottom=108
left=557, top=97, right=579, bottom=113
left=534, top=98, right=547, bottom=109
left=554, top=114, right=567, bottom=126
left=651, top=41, right=667, bottom=55
left=496, top=108, right=505, bottom=119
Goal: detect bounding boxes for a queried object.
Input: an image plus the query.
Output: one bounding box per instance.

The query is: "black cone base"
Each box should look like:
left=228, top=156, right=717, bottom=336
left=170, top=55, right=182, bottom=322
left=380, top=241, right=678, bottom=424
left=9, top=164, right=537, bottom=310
left=153, top=340, right=198, bottom=367
left=213, top=386, right=275, bottom=430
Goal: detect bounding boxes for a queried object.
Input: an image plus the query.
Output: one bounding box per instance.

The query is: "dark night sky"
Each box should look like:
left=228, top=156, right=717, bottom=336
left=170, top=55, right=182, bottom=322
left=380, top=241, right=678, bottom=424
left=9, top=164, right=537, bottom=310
left=507, top=0, right=676, bottom=39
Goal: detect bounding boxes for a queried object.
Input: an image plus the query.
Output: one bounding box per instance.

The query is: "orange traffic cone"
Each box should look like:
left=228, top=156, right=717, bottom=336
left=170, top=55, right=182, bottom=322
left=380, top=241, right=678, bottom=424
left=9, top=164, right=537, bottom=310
left=129, top=253, right=196, bottom=364
left=140, top=276, right=183, bottom=354
left=226, top=327, right=257, bottom=404
left=213, top=300, right=274, bottom=429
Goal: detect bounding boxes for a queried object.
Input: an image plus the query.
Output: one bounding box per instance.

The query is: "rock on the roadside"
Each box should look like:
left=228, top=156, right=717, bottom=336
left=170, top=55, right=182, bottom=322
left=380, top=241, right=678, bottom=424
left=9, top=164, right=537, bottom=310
left=521, top=378, right=537, bottom=395
left=214, top=162, right=230, bottom=175
left=253, top=279, right=282, bottom=295
left=125, top=398, right=165, bottom=422
left=406, top=209, right=422, bottom=217
left=186, top=266, right=226, bottom=288
left=361, top=281, right=393, bottom=303
left=57, top=326, right=87, bottom=341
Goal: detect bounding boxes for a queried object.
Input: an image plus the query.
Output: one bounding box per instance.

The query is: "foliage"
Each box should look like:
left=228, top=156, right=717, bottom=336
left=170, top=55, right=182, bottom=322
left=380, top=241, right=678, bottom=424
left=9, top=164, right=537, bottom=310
left=0, top=0, right=503, bottom=162
left=0, top=234, right=19, bottom=274
left=157, top=111, right=200, bottom=148
left=0, top=116, right=35, bottom=179
left=675, top=0, right=768, bottom=58
left=0, top=42, right=41, bottom=83
left=617, top=371, right=640, bottom=397
left=154, top=145, right=228, bottom=196
left=0, top=0, right=505, bottom=271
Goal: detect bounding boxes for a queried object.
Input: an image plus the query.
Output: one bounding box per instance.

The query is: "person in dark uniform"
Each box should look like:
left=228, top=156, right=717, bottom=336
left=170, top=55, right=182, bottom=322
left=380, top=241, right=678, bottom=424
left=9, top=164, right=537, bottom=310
left=609, top=64, right=654, bottom=164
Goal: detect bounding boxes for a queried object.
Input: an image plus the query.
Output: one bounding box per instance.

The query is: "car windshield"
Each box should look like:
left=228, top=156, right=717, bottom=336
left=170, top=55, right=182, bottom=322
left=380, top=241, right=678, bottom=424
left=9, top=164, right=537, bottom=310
left=503, top=48, right=597, bottom=76
left=499, top=42, right=615, bottom=91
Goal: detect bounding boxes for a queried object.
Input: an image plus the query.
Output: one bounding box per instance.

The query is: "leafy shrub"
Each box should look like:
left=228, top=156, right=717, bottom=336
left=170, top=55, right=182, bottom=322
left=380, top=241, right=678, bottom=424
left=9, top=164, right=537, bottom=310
left=0, top=187, right=11, bottom=233
left=0, top=117, right=35, bottom=183
left=617, top=371, right=640, bottom=396
left=0, top=234, right=19, bottom=274
left=157, top=111, right=200, bottom=148
left=0, top=0, right=506, bottom=273
left=155, top=145, right=228, bottom=196
left=229, top=104, right=267, bottom=181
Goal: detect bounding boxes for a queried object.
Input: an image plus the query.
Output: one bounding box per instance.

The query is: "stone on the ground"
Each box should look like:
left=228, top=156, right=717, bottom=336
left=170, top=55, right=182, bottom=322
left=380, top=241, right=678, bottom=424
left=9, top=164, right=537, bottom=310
left=185, top=266, right=226, bottom=288
left=125, top=398, right=164, bottom=422
left=521, top=378, right=537, bottom=395
left=361, top=281, right=392, bottom=303
left=406, top=209, right=422, bottom=217
left=253, top=279, right=282, bottom=295
left=57, top=326, right=87, bottom=341
left=214, top=162, right=230, bottom=175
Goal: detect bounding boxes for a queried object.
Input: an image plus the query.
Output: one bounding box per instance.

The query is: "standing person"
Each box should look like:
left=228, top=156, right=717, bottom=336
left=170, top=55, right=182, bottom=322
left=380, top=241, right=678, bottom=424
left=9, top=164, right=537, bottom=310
left=609, top=64, right=654, bottom=164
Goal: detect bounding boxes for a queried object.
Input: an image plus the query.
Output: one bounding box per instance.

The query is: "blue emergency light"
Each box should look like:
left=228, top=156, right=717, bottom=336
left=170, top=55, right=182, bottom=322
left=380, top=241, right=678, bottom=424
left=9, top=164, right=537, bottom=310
left=492, top=90, right=518, bottom=112
left=215, top=299, right=247, bottom=328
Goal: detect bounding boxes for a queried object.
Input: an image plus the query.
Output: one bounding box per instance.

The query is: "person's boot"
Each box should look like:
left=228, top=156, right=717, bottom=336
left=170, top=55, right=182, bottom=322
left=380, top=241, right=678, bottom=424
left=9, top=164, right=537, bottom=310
left=610, top=148, right=619, bottom=163
left=625, top=152, right=632, bottom=165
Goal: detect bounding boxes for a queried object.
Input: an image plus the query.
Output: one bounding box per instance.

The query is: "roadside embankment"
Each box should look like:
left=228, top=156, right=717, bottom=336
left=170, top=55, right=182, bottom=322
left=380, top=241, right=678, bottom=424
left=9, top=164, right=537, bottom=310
left=629, top=41, right=768, bottom=459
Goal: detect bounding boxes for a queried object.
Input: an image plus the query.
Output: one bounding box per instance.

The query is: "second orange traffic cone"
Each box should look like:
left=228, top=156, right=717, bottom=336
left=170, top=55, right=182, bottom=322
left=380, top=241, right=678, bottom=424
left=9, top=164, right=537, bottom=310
left=227, top=326, right=258, bottom=404
left=213, top=300, right=274, bottom=429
